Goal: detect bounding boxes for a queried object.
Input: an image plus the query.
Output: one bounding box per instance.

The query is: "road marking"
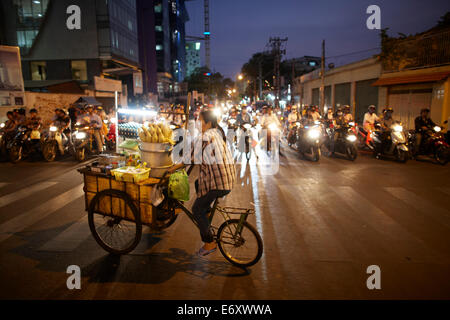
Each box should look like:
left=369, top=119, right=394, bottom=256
left=0, top=185, right=84, bottom=243
left=333, top=186, right=440, bottom=261
left=386, top=187, right=450, bottom=229
left=0, top=181, right=57, bottom=208
left=38, top=215, right=90, bottom=252
left=278, top=184, right=351, bottom=261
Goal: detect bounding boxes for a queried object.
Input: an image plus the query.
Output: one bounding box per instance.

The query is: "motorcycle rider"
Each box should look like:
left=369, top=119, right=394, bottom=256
left=26, top=109, right=42, bottom=131
left=1, top=111, right=17, bottom=152
left=330, top=108, right=346, bottom=154
left=237, top=106, right=252, bottom=126
left=374, top=107, right=395, bottom=157
left=51, top=109, right=71, bottom=154
left=414, top=108, right=437, bottom=155
left=260, top=107, right=281, bottom=128
left=311, top=106, right=322, bottom=121
left=343, top=105, right=353, bottom=123
left=78, top=105, right=104, bottom=154
left=363, top=105, right=379, bottom=132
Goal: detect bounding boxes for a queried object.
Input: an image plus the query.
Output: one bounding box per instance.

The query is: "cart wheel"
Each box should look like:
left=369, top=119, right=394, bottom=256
left=217, top=219, right=263, bottom=268
left=88, top=189, right=142, bottom=255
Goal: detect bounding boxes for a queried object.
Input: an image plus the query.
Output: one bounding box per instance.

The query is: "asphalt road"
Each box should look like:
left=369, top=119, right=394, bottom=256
left=0, top=145, right=449, bottom=300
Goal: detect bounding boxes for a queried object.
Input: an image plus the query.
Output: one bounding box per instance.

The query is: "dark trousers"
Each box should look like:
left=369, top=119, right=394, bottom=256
left=192, top=189, right=231, bottom=243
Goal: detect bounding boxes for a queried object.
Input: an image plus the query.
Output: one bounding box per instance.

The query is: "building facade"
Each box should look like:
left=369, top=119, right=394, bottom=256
left=0, top=0, right=153, bottom=108
left=185, top=41, right=201, bottom=78
left=294, top=57, right=384, bottom=124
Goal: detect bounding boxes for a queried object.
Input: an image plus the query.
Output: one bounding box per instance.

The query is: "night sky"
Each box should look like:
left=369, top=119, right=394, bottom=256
left=185, top=0, right=450, bottom=79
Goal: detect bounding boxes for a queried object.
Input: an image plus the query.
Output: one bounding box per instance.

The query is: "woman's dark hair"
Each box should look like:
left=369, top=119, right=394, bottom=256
left=199, top=108, right=226, bottom=142
left=7, top=111, right=13, bottom=117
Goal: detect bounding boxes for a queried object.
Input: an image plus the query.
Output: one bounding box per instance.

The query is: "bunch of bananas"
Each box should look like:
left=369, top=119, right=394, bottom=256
left=139, top=123, right=175, bottom=144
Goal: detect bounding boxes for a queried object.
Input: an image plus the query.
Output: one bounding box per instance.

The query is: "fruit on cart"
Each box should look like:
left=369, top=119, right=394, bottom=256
left=139, top=123, right=175, bottom=144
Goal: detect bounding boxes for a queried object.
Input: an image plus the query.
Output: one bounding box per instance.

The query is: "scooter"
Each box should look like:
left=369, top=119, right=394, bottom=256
left=296, top=121, right=323, bottom=162
left=408, top=125, right=449, bottom=165
left=239, top=122, right=253, bottom=160
left=287, top=122, right=301, bottom=147
left=323, top=123, right=358, bottom=161
left=41, top=125, right=71, bottom=162
left=7, top=126, right=42, bottom=163
left=72, top=123, right=98, bottom=162
left=372, top=122, right=409, bottom=163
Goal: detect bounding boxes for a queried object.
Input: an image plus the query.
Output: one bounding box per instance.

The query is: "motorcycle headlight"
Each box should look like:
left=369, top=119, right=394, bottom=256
left=103, top=120, right=109, bottom=124
left=0, top=123, right=5, bottom=128
left=76, top=132, right=86, bottom=139
left=346, top=135, right=357, bottom=142
left=269, top=123, right=279, bottom=131
left=50, top=126, right=57, bottom=132
left=349, top=122, right=355, bottom=127
left=393, top=125, right=403, bottom=132
left=314, top=120, right=321, bottom=125
left=434, top=126, right=441, bottom=133
left=169, top=125, right=177, bottom=130
left=296, top=122, right=301, bottom=127
left=308, top=128, right=321, bottom=139
left=228, top=119, right=236, bottom=125
left=255, top=124, right=262, bottom=131
left=244, top=124, right=252, bottom=130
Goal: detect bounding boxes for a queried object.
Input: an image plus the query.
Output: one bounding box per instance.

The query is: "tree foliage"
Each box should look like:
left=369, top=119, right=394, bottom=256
left=185, top=66, right=234, bottom=100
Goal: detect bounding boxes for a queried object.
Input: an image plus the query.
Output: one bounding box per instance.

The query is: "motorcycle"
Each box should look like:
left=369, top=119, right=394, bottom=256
left=287, top=122, right=301, bottom=147
left=41, top=125, right=71, bottom=162
left=239, top=122, right=253, bottom=160
left=264, top=123, right=281, bottom=155
left=296, top=121, right=323, bottom=162
left=227, top=118, right=238, bottom=146
left=7, top=126, right=42, bottom=163
left=353, top=123, right=375, bottom=151
left=72, top=123, right=97, bottom=162
left=323, top=123, right=358, bottom=161
left=372, top=122, right=409, bottom=163
left=408, top=125, right=449, bottom=165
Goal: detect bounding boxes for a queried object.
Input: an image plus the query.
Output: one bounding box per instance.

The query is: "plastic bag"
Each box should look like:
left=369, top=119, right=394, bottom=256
left=168, top=170, right=190, bottom=201
left=150, top=185, right=165, bottom=207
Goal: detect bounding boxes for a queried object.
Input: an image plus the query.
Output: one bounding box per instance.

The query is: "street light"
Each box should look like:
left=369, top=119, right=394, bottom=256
left=238, top=74, right=244, bottom=80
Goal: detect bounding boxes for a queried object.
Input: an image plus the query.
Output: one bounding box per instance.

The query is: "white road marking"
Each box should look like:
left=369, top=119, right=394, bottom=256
left=278, top=184, right=351, bottom=261
left=0, top=185, right=84, bottom=243
left=0, top=181, right=57, bottom=208
left=333, top=186, right=440, bottom=261
left=386, top=187, right=450, bottom=229
left=38, top=215, right=90, bottom=252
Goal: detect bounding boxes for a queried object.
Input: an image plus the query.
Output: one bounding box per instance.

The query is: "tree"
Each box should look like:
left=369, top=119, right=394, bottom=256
left=185, top=66, right=234, bottom=100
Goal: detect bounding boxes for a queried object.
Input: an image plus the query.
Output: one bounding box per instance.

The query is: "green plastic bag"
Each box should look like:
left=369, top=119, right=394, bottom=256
left=168, top=170, right=190, bottom=201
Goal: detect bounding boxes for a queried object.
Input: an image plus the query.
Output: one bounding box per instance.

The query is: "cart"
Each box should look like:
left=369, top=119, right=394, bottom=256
left=78, top=166, right=263, bottom=268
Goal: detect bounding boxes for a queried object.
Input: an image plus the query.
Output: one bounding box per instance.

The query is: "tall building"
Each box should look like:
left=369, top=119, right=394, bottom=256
left=0, top=0, right=156, bottom=107
left=153, top=0, right=189, bottom=100
left=186, top=41, right=201, bottom=78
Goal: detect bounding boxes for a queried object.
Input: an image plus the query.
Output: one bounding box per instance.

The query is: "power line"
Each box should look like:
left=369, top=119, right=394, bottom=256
left=326, top=47, right=380, bottom=59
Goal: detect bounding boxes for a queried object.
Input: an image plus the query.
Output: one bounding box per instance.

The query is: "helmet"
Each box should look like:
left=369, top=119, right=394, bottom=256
left=420, top=108, right=430, bottom=114
left=384, top=107, right=394, bottom=113
left=344, top=105, right=351, bottom=110
left=368, top=105, right=376, bottom=111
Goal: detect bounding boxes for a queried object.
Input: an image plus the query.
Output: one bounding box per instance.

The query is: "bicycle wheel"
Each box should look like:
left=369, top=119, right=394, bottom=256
left=88, top=189, right=142, bottom=255
left=217, top=219, right=263, bottom=267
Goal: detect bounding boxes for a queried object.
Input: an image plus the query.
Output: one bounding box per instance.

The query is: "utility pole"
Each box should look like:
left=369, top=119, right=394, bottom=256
left=204, top=0, right=211, bottom=70
left=320, top=39, right=325, bottom=112
left=267, top=37, right=288, bottom=108
left=291, top=60, right=295, bottom=104
left=258, top=58, right=263, bottom=101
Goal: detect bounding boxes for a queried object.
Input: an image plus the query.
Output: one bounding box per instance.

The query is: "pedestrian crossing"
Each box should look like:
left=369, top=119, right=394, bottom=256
left=0, top=181, right=57, bottom=208
left=0, top=172, right=449, bottom=263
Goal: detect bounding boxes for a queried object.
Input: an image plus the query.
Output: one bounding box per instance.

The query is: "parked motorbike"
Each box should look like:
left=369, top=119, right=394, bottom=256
left=323, top=123, right=358, bottom=161
left=372, top=122, right=409, bottom=163
left=41, top=125, right=71, bottom=162
left=296, top=121, right=323, bottom=162
left=7, top=126, right=42, bottom=163
left=408, top=125, right=449, bottom=165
